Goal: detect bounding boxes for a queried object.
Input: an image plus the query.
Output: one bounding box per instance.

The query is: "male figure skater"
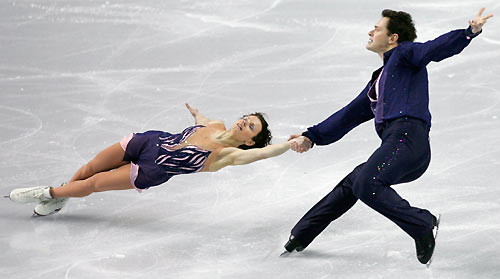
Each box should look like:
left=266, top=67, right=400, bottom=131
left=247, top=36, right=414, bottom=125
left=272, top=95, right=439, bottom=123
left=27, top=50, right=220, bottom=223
left=285, top=8, right=493, bottom=265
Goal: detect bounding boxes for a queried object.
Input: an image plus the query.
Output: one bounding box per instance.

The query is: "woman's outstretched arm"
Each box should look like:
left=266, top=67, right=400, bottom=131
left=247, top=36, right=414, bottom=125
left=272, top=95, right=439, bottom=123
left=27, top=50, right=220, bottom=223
left=185, top=103, right=224, bottom=126
left=209, top=138, right=302, bottom=171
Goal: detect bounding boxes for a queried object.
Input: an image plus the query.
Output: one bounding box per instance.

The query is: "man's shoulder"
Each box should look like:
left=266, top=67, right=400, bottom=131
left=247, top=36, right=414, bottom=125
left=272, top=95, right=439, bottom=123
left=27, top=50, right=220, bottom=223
left=390, top=41, right=418, bottom=61
left=396, top=41, right=416, bottom=50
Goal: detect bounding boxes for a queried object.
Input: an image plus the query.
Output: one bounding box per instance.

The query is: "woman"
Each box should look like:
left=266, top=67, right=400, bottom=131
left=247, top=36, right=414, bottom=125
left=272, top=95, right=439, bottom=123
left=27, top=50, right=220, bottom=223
left=8, top=103, right=300, bottom=216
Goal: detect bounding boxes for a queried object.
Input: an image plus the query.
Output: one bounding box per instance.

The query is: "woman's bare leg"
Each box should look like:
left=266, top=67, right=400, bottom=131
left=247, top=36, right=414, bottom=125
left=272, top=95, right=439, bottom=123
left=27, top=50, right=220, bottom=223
left=51, top=164, right=135, bottom=198
left=69, top=143, right=128, bottom=183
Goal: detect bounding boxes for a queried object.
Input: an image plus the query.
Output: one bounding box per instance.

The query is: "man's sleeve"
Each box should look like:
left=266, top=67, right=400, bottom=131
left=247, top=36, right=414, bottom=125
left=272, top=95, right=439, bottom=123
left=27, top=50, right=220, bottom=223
left=402, top=26, right=481, bottom=68
left=302, top=84, right=374, bottom=146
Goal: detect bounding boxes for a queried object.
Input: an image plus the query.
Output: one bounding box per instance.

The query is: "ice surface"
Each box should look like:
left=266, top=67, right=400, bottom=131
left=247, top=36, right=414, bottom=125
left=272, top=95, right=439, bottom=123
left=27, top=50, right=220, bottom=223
left=1, top=1, right=500, bottom=278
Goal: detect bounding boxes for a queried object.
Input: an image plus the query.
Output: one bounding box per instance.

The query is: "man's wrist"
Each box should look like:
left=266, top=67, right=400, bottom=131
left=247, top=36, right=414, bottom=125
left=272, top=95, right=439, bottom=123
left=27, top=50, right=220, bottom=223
left=465, top=25, right=482, bottom=38
left=301, top=131, right=314, bottom=148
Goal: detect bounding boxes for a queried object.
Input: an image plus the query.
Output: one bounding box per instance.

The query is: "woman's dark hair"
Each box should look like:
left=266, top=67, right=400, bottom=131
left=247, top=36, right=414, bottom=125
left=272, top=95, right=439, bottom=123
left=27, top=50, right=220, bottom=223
left=237, top=112, right=272, bottom=150
left=382, top=9, right=417, bottom=43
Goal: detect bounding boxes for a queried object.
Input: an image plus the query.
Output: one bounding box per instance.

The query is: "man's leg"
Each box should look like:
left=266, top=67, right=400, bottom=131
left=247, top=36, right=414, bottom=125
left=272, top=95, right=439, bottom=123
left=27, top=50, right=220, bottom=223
left=287, top=163, right=364, bottom=250
left=351, top=119, right=434, bottom=239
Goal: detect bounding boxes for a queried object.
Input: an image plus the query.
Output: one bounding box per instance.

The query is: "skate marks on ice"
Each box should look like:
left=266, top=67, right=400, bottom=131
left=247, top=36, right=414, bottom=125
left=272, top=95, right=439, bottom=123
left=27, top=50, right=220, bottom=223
left=2, top=0, right=500, bottom=279
left=0, top=105, right=43, bottom=145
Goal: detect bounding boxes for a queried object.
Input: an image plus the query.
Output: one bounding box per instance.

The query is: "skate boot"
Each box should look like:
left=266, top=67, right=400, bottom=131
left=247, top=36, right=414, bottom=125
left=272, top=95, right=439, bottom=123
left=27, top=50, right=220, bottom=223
left=415, top=214, right=441, bottom=267
left=34, top=197, right=68, bottom=216
left=284, top=235, right=305, bottom=253
left=8, top=186, right=52, bottom=204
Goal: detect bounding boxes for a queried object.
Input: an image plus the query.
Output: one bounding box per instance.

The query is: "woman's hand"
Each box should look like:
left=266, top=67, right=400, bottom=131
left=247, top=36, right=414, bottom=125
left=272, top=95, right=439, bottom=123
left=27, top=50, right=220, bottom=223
left=185, top=103, right=215, bottom=126
left=185, top=103, right=199, bottom=117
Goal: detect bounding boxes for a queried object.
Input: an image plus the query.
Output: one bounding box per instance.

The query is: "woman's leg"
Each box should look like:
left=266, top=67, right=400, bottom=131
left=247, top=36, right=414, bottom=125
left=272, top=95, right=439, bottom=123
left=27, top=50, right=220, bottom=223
left=51, top=164, right=135, bottom=198
left=69, top=143, right=128, bottom=183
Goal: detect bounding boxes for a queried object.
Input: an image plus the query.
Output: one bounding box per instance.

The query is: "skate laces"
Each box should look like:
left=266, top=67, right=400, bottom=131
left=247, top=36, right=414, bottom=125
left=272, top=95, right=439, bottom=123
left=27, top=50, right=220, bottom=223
left=43, top=197, right=67, bottom=206
left=22, top=187, right=48, bottom=200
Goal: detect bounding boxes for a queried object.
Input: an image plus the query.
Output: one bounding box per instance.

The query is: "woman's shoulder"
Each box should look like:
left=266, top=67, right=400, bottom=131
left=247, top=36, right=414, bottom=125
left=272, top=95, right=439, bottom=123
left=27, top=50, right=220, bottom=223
left=204, top=146, right=239, bottom=172
left=207, top=146, right=240, bottom=163
left=206, top=120, right=226, bottom=130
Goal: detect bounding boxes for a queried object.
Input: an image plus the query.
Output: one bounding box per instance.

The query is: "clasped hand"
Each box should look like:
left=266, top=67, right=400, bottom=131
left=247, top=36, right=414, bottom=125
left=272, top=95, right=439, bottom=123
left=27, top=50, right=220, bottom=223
left=289, top=134, right=313, bottom=153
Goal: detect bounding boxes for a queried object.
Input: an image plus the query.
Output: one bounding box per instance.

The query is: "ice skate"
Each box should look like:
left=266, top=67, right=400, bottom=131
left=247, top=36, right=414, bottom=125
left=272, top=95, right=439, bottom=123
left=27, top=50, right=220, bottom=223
left=8, top=186, right=52, bottom=204
left=415, top=214, right=441, bottom=267
left=33, top=197, right=68, bottom=216
left=281, top=235, right=305, bottom=256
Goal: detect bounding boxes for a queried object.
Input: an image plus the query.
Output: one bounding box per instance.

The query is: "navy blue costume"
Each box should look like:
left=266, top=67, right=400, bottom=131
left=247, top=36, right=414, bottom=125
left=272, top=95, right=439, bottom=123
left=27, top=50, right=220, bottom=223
left=291, top=27, right=481, bottom=248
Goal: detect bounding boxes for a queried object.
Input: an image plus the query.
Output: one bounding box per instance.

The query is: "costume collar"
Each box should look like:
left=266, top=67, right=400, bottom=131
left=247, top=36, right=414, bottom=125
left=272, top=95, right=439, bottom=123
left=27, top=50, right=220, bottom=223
left=383, top=46, right=397, bottom=65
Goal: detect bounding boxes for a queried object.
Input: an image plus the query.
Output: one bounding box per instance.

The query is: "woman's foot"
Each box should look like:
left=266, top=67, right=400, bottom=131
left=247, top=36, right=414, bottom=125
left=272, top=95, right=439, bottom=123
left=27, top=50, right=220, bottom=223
left=9, top=186, right=52, bottom=203
left=34, top=197, right=68, bottom=216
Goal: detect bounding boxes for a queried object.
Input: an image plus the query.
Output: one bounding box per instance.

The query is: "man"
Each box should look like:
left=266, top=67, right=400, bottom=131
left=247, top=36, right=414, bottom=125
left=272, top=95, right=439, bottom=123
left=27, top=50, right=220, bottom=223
left=285, top=8, right=493, bottom=265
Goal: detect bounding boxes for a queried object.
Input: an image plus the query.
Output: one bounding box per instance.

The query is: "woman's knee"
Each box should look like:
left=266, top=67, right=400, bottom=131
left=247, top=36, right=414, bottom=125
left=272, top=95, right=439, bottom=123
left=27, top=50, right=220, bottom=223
left=70, top=179, right=96, bottom=198
left=72, top=174, right=104, bottom=196
left=87, top=174, right=109, bottom=193
left=82, top=162, right=96, bottom=177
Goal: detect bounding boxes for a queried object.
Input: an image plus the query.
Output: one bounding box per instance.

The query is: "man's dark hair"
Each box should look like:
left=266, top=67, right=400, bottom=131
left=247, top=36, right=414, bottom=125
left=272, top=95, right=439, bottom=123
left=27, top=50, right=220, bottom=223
left=382, top=9, right=417, bottom=43
left=238, top=112, right=272, bottom=150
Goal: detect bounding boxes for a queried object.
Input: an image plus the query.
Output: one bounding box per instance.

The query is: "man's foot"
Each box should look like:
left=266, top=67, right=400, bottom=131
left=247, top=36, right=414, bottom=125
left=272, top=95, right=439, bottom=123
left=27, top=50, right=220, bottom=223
left=34, top=197, right=68, bottom=216
left=284, top=235, right=305, bottom=253
left=9, top=186, right=52, bottom=204
left=415, top=215, right=440, bottom=265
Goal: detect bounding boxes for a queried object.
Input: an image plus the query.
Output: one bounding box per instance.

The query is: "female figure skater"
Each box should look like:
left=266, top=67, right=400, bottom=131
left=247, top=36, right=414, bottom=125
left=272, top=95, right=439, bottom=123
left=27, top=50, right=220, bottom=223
left=8, top=103, right=300, bottom=216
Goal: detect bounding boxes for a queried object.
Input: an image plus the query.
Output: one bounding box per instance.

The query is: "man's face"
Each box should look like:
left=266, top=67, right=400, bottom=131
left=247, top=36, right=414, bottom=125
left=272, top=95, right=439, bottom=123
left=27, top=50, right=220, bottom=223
left=366, top=17, right=393, bottom=53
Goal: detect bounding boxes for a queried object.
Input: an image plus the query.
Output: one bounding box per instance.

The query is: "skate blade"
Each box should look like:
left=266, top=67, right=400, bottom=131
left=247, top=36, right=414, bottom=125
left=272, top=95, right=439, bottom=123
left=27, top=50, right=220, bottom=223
left=434, top=214, right=441, bottom=238
left=426, top=258, right=433, bottom=268
left=426, top=214, right=442, bottom=268
left=279, top=250, right=290, bottom=257
left=32, top=210, right=59, bottom=218
left=32, top=212, right=44, bottom=218
left=32, top=212, right=52, bottom=218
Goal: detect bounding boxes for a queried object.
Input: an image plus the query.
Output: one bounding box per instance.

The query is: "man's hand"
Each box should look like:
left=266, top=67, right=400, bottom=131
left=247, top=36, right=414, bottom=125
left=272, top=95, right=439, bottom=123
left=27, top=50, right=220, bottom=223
left=289, top=134, right=313, bottom=153
left=469, top=8, right=494, bottom=34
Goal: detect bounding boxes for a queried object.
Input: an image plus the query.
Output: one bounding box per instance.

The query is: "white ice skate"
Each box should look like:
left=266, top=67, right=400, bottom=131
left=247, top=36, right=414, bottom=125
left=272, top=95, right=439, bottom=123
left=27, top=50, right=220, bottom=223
left=34, top=197, right=68, bottom=216
left=8, top=186, right=53, bottom=204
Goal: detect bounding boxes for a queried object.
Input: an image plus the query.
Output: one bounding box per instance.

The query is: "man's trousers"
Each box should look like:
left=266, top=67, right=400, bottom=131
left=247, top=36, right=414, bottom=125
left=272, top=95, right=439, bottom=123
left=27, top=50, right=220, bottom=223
left=290, top=117, right=435, bottom=248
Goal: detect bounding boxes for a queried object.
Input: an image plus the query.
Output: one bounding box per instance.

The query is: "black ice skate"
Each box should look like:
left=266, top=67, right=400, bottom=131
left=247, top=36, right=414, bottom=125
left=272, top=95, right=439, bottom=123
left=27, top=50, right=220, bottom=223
left=280, top=235, right=305, bottom=256
left=415, top=214, right=441, bottom=267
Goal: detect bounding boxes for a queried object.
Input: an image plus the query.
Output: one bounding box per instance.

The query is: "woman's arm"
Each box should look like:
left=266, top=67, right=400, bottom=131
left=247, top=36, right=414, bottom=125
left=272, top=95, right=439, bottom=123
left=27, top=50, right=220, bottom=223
left=185, top=103, right=224, bottom=126
left=209, top=139, right=296, bottom=171
left=231, top=141, right=292, bottom=165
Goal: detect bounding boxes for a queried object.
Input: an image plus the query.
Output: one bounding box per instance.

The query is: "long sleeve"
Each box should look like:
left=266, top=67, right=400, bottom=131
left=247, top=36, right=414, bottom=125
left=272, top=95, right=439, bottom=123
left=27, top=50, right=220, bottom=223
left=303, top=84, right=374, bottom=146
left=401, top=26, right=481, bottom=68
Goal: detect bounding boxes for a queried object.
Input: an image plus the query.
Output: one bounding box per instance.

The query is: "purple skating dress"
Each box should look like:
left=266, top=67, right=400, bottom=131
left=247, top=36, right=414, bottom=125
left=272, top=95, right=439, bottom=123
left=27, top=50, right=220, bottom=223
left=120, top=125, right=211, bottom=191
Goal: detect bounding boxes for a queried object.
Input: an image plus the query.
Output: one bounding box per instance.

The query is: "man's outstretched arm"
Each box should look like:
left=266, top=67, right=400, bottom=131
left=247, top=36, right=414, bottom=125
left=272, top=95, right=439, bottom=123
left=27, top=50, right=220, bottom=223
left=402, top=8, right=493, bottom=68
left=290, top=84, right=375, bottom=153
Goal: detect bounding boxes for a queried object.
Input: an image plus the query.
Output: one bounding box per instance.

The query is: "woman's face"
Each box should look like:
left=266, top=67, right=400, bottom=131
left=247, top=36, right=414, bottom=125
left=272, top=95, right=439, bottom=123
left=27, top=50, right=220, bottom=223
left=231, top=115, right=262, bottom=146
